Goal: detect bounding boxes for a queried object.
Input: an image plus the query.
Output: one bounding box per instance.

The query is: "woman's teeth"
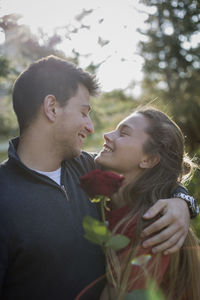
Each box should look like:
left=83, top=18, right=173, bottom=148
left=103, top=145, right=112, bottom=152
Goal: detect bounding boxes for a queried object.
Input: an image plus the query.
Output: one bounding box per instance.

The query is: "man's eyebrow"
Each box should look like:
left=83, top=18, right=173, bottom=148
left=81, top=104, right=91, bottom=112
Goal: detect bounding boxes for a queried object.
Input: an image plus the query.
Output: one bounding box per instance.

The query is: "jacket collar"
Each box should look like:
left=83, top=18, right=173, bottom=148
left=8, top=136, right=66, bottom=177
left=8, top=137, right=21, bottom=162
left=8, top=137, right=66, bottom=186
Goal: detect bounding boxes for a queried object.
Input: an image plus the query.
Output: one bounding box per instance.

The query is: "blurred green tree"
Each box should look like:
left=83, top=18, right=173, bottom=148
left=0, top=13, right=68, bottom=138
left=138, top=0, right=200, bottom=235
left=85, top=89, right=138, bottom=152
left=139, top=0, right=200, bottom=152
left=0, top=13, right=137, bottom=145
left=0, top=56, right=9, bottom=77
left=0, top=14, right=66, bottom=66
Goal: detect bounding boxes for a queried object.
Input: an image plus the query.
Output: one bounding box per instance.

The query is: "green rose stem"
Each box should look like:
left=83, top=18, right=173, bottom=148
left=100, top=196, right=137, bottom=300
left=100, top=197, right=106, bottom=225
left=80, top=170, right=130, bottom=299
left=100, top=197, right=112, bottom=300
left=100, top=196, right=133, bottom=300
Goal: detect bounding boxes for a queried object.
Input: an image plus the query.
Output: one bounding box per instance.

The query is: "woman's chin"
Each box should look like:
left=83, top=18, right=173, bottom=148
left=95, top=154, right=104, bottom=164
left=95, top=154, right=110, bottom=169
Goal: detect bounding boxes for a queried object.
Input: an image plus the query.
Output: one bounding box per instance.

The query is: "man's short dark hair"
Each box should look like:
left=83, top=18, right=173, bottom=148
left=12, top=55, right=99, bottom=134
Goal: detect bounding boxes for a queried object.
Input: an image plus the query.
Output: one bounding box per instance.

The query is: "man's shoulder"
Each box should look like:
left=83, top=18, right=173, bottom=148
left=0, top=158, right=9, bottom=176
left=69, top=151, right=97, bottom=162
left=65, top=151, right=100, bottom=174
left=0, top=160, right=13, bottom=210
left=80, top=150, right=97, bottom=160
left=0, top=158, right=19, bottom=191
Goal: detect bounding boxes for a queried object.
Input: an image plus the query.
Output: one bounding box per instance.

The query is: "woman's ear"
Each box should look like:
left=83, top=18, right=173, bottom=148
left=139, top=154, right=160, bottom=169
left=43, top=95, right=57, bottom=122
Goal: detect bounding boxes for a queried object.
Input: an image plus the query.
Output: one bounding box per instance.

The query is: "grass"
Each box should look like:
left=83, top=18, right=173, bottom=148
left=0, top=152, right=7, bottom=163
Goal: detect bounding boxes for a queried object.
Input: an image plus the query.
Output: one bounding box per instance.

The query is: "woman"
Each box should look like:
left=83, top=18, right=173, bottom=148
left=94, top=108, right=200, bottom=300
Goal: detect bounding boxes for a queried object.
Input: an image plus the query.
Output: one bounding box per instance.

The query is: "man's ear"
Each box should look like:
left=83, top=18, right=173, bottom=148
left=43, top=95, right=57, bottom=122
left=139, top=154, right=160, bottom=169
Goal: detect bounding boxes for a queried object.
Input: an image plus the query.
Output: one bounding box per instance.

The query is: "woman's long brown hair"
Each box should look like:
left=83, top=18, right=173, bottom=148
left=106, top=108, right=200, bottom=300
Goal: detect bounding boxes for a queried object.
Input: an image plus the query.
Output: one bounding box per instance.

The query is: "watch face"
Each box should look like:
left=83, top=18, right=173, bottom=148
left=174, top=193, right=199, bottom=218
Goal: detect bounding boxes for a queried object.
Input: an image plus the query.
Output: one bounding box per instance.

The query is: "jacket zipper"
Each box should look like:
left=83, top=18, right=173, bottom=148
left=61, top=185, right=70, bottom=201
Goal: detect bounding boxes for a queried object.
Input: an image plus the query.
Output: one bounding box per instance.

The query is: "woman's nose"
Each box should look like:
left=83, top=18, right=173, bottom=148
left=104, top=131, right=115, bottom=141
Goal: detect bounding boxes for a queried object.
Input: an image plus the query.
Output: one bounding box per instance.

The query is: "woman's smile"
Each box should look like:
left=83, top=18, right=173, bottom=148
left=101, top=144, right=113, bottom=153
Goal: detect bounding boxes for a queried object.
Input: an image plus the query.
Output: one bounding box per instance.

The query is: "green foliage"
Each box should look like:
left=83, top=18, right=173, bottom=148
left=83, top=215, right=130, bottom=250
left=0, top=96, right=18, bottom=137
left=0, top=151, right=7, bottom=163
left=191, top=215, right=200, bottom=239
left=0, top=13, right=68, bottom=139
left=123, top=272, right=165, bottom=299
left=0, top=14, right=66, bottom=64
left=125, top=290, right=150, bottom=300
left=189, top=153, right=200, bottom=237
left=105, top=234, right=130, bottom=251
left=83, top=215, right=110, bottom=246
left=125, top=286, right=165, bottom=300
left=0, top=56, right=9, bottom=77
left=138, top=0, right=200, bottom=237
left=139, top=0, right=200, bottom=152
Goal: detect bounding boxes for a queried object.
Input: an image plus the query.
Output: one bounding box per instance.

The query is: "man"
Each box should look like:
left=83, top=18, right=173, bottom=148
left=0, top=56, right=197, bottom=300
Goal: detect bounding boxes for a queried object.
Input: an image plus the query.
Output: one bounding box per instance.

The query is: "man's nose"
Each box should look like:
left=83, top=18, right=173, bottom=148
left=85, top=116, right=94, bottom=134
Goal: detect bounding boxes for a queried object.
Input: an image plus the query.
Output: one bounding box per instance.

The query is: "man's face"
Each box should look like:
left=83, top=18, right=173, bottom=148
left=54, top=84, right=94, bottom=159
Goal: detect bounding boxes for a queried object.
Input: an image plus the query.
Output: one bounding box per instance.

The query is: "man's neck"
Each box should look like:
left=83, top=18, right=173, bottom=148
left=17, top=133, right=62, bottom=172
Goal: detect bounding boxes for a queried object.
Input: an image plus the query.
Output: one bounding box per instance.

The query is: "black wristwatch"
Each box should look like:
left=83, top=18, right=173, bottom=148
left=173, top=192, right=199, bottom=219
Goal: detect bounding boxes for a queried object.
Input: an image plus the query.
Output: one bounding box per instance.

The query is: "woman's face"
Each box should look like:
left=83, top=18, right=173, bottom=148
left=95, top=113, right=151, bottom=182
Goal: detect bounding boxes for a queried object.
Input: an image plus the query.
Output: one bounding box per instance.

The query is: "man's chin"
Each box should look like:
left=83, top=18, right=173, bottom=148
left=73, top=148, right=82, bottom=158
left=63, top=148, right=82, bottom=160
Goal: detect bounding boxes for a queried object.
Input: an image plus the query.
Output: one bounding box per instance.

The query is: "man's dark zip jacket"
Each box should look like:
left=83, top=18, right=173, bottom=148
left=0, top=138, right=105, bottom=300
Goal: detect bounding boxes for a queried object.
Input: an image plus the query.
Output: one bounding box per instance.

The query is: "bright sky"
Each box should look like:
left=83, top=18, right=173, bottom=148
left=1, top=0, right=148, bottom=95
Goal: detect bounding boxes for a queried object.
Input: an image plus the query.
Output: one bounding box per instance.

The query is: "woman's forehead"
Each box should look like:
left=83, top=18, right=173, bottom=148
left=118, top=113, right=148, bottom=129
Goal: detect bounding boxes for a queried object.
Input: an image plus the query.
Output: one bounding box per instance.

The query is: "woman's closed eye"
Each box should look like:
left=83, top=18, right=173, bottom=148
left=120, top=131, right=129, bottom=136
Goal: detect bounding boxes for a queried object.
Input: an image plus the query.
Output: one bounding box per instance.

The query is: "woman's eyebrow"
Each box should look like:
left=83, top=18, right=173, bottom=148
left=118, top=124, right=133, bottom=131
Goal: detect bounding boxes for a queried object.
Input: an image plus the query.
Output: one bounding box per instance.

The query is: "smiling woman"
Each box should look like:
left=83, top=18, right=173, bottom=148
left=93, top=107, right=200, bottom=300
left=95, top=113, right=156, bottom=183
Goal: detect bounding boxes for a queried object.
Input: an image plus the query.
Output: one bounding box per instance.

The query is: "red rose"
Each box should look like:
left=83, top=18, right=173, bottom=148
left=80, top=169, right=124, bottom=198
